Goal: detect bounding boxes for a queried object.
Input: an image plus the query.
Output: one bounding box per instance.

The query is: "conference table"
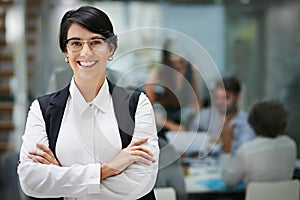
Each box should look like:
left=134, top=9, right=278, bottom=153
left=184, top=158, right=245, bottom=200
left=166, top=131, right=245, bottom=200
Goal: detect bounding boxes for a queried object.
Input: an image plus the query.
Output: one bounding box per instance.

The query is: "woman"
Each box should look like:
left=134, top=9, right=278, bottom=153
left=221, top=100, right=297, bottom=186
left=144, top=41, right=200, bottom=200
left=144, top=40, right=201, bottom=140
left=17, top=6, right=159, bottom=200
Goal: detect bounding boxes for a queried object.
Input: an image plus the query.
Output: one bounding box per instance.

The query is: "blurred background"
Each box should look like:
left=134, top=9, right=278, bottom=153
left=0, top=0, right=300, bottom=198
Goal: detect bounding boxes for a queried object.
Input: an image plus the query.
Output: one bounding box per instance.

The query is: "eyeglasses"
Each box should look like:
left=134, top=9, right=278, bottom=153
left=65, top=37, right=108, bottom=52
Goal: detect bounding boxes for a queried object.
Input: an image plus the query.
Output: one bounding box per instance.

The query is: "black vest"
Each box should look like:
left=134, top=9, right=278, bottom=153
left=28, top=81, right=156, bottom=200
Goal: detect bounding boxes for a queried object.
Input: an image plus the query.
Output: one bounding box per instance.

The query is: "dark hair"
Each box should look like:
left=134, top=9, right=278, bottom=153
left=215, top=76, right=241, bottom=95
left=248, top=100, right=288, bottom=138
left=59, top=6, right=117, bottom=52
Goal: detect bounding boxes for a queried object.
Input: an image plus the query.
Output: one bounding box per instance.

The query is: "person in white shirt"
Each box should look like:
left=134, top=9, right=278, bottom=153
left=221, top=100, right=297, bottom=186
left=17, top=6, right=159, bottom=200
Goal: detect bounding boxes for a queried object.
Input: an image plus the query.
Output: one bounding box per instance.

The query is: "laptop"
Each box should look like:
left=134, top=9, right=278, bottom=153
left=166, top=131, right=212, bottom=156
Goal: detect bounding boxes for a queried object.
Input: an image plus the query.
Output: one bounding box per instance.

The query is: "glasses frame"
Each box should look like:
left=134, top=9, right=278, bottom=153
left=65, top=37, right=109, bottom=52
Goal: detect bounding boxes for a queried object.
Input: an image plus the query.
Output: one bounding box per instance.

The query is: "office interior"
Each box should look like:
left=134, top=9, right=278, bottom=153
left=1, top=0, right=300, bottom=199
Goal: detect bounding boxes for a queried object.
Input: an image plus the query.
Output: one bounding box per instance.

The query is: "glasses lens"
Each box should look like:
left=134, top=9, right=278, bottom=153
left=89, top=39, right=106, bottom=50
left=67, top=40, right=82, bottom=52
left=66, top=38, right=107, bottom=52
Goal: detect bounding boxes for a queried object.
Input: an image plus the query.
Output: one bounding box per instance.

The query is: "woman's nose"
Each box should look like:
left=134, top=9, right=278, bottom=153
left=80, top=42, right=93, bottom=57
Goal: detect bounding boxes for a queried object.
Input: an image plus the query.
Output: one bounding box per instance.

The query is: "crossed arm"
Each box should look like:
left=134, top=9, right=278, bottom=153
left=18, top=95, right=159, bottom=198
left=28, top=138, right=155, bottom=180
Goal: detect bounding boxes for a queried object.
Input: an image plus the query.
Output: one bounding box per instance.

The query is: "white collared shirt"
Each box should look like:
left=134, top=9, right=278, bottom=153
left=221, top=135, right=297, bottom=186
left=18, top=78, right=159, bottom=200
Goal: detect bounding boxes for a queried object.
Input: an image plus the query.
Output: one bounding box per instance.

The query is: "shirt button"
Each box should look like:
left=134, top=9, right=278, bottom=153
left=89, top=104, right=92, bottom=107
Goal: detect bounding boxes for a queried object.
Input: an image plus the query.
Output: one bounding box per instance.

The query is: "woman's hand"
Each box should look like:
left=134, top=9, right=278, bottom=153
left=103, top=138, right=155, bottom=177
left=28, top=143, right=61, bottom=166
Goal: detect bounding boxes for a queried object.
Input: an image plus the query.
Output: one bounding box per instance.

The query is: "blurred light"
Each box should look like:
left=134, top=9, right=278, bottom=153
left=6, top=6, right=24, bottom=44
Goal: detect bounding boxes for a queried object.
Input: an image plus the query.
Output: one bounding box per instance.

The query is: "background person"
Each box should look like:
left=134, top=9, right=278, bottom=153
left=144, top=40, right=200, bottom=200
left=17, top=6, right=159, bottom=200
left=221, top=100, right=297, bottom=186
left=145, top=40, right=201, bottom=140
left=191, top=76, right=255, bottom=155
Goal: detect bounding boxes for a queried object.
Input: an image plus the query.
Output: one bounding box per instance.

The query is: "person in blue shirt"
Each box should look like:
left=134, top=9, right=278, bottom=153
left=191, top=76, right=255, bottom=155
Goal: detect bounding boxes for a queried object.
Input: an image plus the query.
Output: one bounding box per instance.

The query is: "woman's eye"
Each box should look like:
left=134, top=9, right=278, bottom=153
left=91, top=40, right=104, bottom=46
left=71, top=41, right=82, bottom=46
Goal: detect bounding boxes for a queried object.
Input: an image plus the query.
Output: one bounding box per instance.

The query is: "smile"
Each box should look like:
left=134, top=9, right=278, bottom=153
left=77, top=61, right=97, bottom=67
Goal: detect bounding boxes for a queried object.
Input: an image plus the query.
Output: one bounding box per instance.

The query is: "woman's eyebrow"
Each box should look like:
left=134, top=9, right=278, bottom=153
left=66, top=36, right=106, bottom=41
left=91, top=36, right=106, bottom=40
left=66, top=37, right=81, bottom=41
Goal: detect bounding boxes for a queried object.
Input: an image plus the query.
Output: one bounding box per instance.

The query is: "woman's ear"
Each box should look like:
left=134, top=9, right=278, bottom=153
left=64, top=52, right=69, bottom=63
left=108, top=43, right=116, bottom=55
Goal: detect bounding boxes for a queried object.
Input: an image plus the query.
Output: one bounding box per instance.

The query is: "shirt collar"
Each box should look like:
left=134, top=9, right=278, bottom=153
left=69, top=78, right=110, bottom=115
left=93, top=79, right=110, bottom=113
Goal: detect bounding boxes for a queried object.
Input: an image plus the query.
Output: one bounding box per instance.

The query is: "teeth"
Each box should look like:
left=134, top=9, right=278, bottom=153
left=79, top=61, right=97, bottom=67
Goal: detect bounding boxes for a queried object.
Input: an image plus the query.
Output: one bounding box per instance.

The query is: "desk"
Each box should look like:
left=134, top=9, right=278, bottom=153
left=184, top=160, right=245, bottom=200
left=165, top=132, right=245, bottom=199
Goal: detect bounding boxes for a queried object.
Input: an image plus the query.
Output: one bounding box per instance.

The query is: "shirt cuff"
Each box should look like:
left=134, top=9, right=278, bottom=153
left=87, top=163, right=101, bottom=194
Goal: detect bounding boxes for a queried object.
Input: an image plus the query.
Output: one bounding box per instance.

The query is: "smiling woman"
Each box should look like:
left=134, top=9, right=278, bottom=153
left=17, top=6, right=159, bottom=200
left=64, top=22, right=113, bottom=99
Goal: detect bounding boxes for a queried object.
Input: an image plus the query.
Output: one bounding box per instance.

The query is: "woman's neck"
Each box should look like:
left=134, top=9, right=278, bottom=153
left=174, top=67, right=186, bottom=90
left=74, top=76, right=105, bottom=102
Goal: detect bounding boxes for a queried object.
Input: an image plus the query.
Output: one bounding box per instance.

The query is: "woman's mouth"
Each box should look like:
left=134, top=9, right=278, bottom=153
left=77, top=61, right=97, bottom=67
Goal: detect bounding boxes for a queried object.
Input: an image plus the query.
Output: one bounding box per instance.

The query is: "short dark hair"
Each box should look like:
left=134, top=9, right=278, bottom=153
left=215, top=76, right=241, bottom=95
left=248, top=100, right=288, bottom=138
left=59, top=6, right=117, bottom=52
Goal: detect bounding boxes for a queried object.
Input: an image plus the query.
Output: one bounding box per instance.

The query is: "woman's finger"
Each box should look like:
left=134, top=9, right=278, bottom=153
left=28, top=152, right=60, bottom=166
left=29, top=150, right=49, bottom=160
left=28, top=155, right=50, bottom=164
left=36, top=143, right=55, bottom=157
left=131, top=150, right=155, bottom=162
left=130, top=146, right=153, bottom=156
left=134, top=156, right=153, bottom=166
left=129, top=138, right=148, bottom=147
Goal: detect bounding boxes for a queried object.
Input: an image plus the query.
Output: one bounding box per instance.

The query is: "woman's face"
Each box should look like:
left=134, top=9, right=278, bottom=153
left=169, top=54, right=186, bottom=71
left=65, top=23, right=113, bottom=83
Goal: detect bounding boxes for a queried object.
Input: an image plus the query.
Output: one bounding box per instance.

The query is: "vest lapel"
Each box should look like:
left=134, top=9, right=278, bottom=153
left=45, top=85, right=70, bottom=153
left=45, top=80, right=137, bottom=153
left=108, top=80, right=135, bottom=148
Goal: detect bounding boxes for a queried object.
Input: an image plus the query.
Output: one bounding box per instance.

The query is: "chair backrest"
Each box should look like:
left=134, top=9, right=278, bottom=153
left=154, top=187, right=177, bottom=200
left=245, top=180, right=300, bottom=200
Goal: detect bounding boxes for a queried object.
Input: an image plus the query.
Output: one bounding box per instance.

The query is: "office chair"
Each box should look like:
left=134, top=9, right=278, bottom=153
left=245, top=180, right=299, bottom=200
left=154, top=187, right=177, bottom=200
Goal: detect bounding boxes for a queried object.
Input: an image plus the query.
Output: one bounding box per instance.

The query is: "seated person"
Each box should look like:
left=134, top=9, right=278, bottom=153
left=191, top=76, right=255, bottom=155
left=221, top=100, right=297, bottom=186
